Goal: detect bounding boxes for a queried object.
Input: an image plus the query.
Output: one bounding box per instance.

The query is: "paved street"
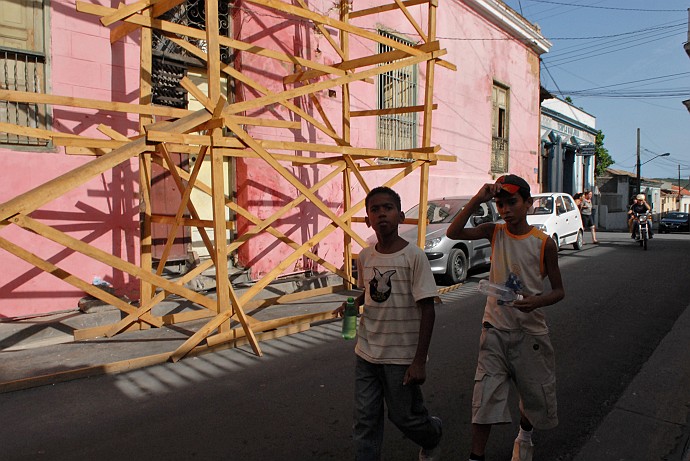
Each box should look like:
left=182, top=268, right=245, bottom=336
left=1, top=232, right=689, bottom=460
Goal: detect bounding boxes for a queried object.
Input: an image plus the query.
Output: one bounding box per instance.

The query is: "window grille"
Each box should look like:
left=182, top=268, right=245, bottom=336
left=0, top=47, right=48, bottom=146
left=491, top=83, right=509, bottom=173
left=377, top=30, right=417, bottom=162
left=151, top=0, right=232, bottom=109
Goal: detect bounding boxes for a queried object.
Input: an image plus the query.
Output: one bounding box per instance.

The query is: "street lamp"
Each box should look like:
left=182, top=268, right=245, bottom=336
left=636, top=152, right=670, bottom=195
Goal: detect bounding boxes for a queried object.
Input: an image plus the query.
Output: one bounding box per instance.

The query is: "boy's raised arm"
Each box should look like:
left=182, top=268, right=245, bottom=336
left=446, top=184, right=501, bottom=241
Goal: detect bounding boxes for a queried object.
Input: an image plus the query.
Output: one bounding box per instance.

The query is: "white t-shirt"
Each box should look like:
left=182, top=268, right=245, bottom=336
left=355, top=243, right=438, bottom=365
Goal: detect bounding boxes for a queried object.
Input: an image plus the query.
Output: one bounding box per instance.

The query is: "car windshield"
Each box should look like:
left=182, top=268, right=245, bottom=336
left=405, top=198, right=468, bottom=224
left=528, top=197, right=554, bottom=215
left=666, top=213, right=688, bottom=220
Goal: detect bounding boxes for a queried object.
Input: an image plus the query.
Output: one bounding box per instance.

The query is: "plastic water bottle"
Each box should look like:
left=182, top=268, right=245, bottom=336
left=341, top=297, right=357, bottom=340
left=478, top=280, right=523, bottom=303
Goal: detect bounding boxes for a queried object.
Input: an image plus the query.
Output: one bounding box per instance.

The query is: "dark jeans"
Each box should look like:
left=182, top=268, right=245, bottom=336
left=354, top=356, right=441, bottom=460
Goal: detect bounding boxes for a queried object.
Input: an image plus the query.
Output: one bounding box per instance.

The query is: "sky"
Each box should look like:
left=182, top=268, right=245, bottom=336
left=498, top=0, right=690, bottom=181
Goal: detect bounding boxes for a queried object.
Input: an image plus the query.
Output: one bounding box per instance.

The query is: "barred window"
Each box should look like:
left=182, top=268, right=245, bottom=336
left=0, top=0, right=48, bottom=146
left=151, top=0, right=232, bottom=109
left=377, top=30, right=417, bottom=162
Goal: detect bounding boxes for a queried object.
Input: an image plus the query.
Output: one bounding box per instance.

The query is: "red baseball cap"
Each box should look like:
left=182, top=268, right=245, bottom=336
left=495, top=174, right=530, bottom=196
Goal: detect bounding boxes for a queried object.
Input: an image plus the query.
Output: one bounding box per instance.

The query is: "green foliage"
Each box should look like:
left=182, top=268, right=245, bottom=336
left=595, top=130, right=614, bottom=177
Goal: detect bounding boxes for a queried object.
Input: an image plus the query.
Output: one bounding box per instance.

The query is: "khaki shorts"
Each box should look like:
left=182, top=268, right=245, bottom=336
left=471, top=324, right=558, bottom=430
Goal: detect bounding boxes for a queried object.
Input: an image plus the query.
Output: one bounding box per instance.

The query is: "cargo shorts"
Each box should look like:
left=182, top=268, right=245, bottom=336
left=471, top=323, right=558, bottom=430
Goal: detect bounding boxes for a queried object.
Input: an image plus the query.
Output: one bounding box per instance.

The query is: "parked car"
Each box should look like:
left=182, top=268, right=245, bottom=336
left=659, top=212, right=690, bottom=233
left=526, top=192, right=584, bottom=251
left=365, top=196, right=501, bottom=284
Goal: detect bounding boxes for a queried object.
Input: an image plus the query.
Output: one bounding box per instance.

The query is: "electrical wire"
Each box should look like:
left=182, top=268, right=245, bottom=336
left=522, top=0, right=686, bottom=12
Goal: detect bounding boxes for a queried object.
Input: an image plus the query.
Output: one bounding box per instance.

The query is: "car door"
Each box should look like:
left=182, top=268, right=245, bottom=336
left=558, top=195, right=580, bottom=242
left=466, top=202, right=493, bottom=266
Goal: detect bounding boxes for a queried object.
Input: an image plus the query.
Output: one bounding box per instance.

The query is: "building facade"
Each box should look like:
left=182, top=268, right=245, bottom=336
left=540, top=97, right=597, bottom=196
left=0, top=0, right=549, bottom=317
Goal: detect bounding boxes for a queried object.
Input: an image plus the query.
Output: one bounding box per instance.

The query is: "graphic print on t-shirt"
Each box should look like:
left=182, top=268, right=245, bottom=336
left=369, top=268, right=396, bottom=302
left=499, top=272, right=524, bottom=305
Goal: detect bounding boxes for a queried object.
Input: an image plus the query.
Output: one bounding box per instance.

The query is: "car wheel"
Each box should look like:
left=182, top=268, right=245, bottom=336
left=551, top=234, right=560, bottom=251
left=573, top=230, right=583, bottom=250
left=443, top=248, right=468, bottom=285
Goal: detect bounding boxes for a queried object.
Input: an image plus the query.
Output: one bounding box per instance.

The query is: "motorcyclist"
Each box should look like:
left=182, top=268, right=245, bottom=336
left=628, top=194, right=653, bottom=239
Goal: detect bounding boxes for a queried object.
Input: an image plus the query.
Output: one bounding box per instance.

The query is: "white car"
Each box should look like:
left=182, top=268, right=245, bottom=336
left=526, top=192, right=584, bottom=251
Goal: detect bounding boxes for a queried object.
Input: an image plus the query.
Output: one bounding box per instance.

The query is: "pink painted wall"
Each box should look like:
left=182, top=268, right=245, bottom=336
left=0, top=0, right=142, bottom=317
left=236, top=1, right=543, bottom=279
left=0, top=0, right=543, bottom=316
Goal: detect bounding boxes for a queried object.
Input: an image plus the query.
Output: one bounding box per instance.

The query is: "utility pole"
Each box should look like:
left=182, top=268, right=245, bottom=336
left=636, top=128, right=641, bottom=195
left=679, top=165, right=682, bottom=211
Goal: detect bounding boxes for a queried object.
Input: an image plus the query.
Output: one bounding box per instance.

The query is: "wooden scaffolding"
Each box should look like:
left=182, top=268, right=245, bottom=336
left=0, top=0, right=456, bottom=365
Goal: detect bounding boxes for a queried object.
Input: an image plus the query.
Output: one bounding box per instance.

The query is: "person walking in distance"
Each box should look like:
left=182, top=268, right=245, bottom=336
left=334, top=186, right=442, bottom=461
left=446, top=175, right=565, bottom=461
left=580, top=190, right=599, bottom=244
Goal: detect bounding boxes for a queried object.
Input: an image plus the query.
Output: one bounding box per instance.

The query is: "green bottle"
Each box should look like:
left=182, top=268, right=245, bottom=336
left=341, top=297, right=357, bottom=340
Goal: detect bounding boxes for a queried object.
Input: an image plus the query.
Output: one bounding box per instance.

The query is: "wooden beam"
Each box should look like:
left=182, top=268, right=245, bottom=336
left=350, top=104, right=437, bottom=117
left=76, top=2, right=349, bottom=77
left=223, top=49, right=447, bottom=116
left=224, top=119, right=369, bottom=248
left=12, top=215, right=219, bottom=312
left=0, top=89, right=190, bottom=118
left=393, top=0, right=428, bottom=42
left=283, top=41, right=440, bottom=85
left=244, top=0, right=456, bottom=71
left=349, top=0, right=428, bottom=18
left=101, top=0, right=156, bottom=26
left=166, top=34, right=347, bottom=146
left=0, top=236, right=162, bottom=327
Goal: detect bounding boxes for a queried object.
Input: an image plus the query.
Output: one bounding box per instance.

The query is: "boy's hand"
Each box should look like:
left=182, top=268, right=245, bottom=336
left=476, top=183, right=502, bottom=202
left=403, top=361, right=426, bottom=385
left=512, top=295, right=547, bottom=313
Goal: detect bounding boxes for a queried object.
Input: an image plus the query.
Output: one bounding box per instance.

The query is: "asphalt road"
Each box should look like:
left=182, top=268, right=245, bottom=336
left=1, top=232, right=689, bottom=460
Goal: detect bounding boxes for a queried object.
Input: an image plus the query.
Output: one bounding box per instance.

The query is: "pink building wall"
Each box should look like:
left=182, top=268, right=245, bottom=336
left=0, top=0, right=545, bottom=316
left=0, top=0, right=142, bottom=317
left=237, top=0, right=544, bottom=279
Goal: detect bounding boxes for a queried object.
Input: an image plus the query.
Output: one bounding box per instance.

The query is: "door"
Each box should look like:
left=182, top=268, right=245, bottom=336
left=187, top=70, right=234, bottom=259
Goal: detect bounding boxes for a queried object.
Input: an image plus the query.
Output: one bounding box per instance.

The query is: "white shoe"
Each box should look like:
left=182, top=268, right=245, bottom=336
left=511, top=439, right=534, bottom=461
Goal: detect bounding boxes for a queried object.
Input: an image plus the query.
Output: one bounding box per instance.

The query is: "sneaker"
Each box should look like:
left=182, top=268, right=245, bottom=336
left=419, top=416, right=442, bottom=461
left=511, top=439, right=534, bottom=461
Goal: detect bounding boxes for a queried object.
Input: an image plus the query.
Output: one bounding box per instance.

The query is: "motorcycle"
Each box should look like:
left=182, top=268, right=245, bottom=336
left=632, top=211, right=651, bottom=250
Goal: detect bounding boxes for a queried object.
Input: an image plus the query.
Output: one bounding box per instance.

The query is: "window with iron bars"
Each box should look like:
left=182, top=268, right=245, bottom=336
left=377, top=30, right=417, bottom=162
left=491, top=83, right=509, bottom=173
left=151, top=0, right=232, bottom=109
left=0, top=48, right=48, bottom=147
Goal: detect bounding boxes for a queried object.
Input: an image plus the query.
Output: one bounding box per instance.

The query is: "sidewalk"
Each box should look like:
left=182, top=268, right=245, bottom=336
left=573, top=298, right=690, bottom=461
left=0, top=273, right=359, bottom=391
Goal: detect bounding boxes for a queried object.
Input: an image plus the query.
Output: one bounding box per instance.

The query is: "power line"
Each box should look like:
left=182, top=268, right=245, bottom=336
left=544, top=30, right=684, bottom=66
left=559, top=72, right=690, bottom=93
left=523, top=0, right=686, bottom=12
left=546, top=20, right=686, bottom=41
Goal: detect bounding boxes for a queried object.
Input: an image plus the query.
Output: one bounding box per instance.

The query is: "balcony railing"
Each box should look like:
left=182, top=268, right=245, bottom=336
left=491, top=136, right=509, bottom=173
left=0, top=47, right=48, bottom=146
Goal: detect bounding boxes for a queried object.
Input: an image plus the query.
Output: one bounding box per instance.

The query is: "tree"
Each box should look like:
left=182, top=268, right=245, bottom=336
left=595, top=130, right=614, bottom=177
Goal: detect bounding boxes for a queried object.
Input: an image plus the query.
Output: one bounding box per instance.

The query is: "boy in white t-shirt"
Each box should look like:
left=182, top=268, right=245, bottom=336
left=335, top=186, right=442, bottom=461
left=446, top=175, right=565, bottom=461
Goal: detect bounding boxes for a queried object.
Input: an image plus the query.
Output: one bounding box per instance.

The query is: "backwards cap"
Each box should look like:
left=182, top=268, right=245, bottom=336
left=495, top=174, right=530, bottom=197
